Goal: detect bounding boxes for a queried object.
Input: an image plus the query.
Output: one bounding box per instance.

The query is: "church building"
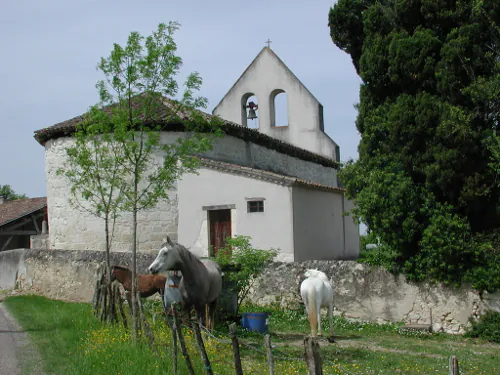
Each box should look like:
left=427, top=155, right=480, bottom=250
left=34, top=46, right=359, bottom=262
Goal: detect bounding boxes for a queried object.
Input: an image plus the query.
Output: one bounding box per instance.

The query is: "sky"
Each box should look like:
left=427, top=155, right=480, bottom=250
left=0, top=0, right=362, bottom=200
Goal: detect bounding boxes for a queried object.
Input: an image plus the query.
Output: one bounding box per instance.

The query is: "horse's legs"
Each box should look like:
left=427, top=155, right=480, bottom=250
left=207, top=300, right=217, bottom=332
left=317, top=301, right=323, bottom=337
left=194, top=305, right=204, bottom=327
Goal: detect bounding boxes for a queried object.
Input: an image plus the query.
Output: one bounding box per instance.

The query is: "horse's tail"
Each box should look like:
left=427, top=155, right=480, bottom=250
left=307, top=286, right=317, bottom=335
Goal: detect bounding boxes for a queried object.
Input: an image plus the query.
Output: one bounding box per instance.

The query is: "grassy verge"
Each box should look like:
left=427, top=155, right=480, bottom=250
left=4, top=295, right=500, bottom=375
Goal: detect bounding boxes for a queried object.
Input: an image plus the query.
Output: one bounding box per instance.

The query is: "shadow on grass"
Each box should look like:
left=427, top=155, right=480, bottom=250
left=272, top=332, right=364, bottom=342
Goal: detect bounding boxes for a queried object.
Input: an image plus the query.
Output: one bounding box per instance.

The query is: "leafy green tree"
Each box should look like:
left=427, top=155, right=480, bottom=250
left=0, top=185, right=27, bottom=200
left=57, top=107, right=125, bottom=306
left=60, top=22, right=223, bottom=337
left=329, top=0, right=500, bottom=289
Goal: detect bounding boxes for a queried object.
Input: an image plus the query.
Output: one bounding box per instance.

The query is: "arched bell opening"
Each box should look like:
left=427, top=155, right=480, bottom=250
left=270, top=89, right=288, bottom=127
left=241, top=93, right=259, bottom=129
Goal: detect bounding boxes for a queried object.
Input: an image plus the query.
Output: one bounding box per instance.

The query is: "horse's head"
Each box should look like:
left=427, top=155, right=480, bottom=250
left=148, top=236, right=182, bottom=274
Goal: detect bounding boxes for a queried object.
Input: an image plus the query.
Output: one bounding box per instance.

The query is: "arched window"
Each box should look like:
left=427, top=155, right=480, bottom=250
left=270, top=89, right=288, bottom=127
left=241, top=93, right=259, bottom=129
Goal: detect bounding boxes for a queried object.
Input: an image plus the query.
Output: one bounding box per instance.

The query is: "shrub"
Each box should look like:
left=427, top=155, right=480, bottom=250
left=213, top=235, right=278, bottom=315
left=465, top=310, right=500, bottom=343
left=358, top=233, right=398, bottom=272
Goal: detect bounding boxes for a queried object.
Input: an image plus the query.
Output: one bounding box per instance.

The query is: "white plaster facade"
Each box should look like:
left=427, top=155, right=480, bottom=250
left=177, top=167, right=295, bottom=262
left=292, top=187, right=359, bottom=261
left=213, top=47, right=339, bottom=161
left=177, top=165, right=359, bottom=262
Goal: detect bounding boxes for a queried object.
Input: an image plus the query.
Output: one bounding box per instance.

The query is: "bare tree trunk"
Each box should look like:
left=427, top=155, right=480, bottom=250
left=105, top=215, right=112, bottom=288
left=131, top=200, right=138, bottom=341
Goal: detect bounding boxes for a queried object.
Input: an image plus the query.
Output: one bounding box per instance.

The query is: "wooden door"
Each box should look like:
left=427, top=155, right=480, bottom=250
left=209, top=209, right=231, bottom=256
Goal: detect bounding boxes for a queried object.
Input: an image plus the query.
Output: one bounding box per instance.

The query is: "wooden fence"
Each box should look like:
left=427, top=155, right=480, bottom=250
left=92, top=269, right=462, bottom=375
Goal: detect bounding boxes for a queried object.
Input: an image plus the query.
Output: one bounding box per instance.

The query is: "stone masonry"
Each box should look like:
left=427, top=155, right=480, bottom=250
left=2, top=249, right=499, bottom=334
left=44, top=132, right=338, bottom=254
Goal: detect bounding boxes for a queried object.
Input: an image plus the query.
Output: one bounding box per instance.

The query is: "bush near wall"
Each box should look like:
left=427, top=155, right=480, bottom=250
left=465, top=310, right=500, bottom=343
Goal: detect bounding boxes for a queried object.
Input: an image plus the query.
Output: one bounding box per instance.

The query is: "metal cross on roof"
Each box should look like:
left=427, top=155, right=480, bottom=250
left=266, top=38, right=272, bottom=48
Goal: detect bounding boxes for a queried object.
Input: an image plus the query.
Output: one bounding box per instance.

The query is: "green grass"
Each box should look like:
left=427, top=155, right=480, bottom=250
left=4, top=295, right=500, bottom=375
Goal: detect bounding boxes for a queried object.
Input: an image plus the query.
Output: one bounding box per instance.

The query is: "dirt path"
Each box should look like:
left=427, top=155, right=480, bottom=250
left=0, top=294, right=45, bottom=375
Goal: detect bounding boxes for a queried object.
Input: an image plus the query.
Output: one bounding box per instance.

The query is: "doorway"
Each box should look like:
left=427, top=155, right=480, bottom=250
left=208, top=209, right=232, bottom=256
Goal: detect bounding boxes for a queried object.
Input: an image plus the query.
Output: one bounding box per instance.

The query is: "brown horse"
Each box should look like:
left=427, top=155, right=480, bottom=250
left=110, top=265, right=167, bottom=298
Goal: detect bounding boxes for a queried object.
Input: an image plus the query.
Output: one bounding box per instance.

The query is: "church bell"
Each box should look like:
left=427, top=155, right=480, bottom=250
left=247, top=108, right=258, bottom=120
left=245, top=101, right=258, bottom=120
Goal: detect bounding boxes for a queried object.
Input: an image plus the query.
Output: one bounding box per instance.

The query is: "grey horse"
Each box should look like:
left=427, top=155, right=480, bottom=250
left=148, top=236, right=223, bottom=331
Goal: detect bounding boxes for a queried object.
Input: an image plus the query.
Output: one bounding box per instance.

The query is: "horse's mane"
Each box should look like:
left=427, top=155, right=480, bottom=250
left=304, top=269, right=329, bottom=282
left=171, top=240, right=203, bottom=265
left=112, top=265, right=131, bottom=272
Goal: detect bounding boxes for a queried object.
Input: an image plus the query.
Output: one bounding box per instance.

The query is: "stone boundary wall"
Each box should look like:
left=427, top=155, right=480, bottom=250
left=0, top=248, right=158, bottom=302
left=251, top=260, right=500, bottom=334
left=1, top=249, right=499, bottom=334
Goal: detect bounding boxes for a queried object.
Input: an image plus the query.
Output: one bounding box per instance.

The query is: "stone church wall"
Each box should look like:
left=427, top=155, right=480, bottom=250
left=2, top=248, right=499, bottom=335
left=195, top=135, right=338, bottom=187
left=44, top=132, right=338, bottom=252
left=45, top=137, right=179, bottom=252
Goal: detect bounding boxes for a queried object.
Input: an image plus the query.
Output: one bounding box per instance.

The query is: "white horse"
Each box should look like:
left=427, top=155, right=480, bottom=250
left=300, top=269, right=334, bottom=339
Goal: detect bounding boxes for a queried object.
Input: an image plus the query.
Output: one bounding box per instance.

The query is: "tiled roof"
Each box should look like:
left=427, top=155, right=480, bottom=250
left=0, top=197, right=47, bottom=227
left=33, top=97, right=339, bottom=169
left=198, top=157, right=345, bottom=193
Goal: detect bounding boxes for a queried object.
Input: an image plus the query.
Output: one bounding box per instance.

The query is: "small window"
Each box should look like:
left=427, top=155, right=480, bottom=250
left=247, top=200, right=264, bottom=213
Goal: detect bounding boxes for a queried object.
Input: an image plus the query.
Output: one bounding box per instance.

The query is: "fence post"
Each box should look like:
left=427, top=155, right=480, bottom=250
left=265, top=334, right=274, bottom=375
left=172, top=305, right=196, bottom=375
left=304, top=337, right=323, bottom=375
left=161, top=302, right=177, bottom=375
left=229, top=323, right=244, bottom=375
left=136, top=292, right=157, bottom=354
left=193, top=321, right=214, bottom=375
left=449, top=356, right=460, bottom=375
left=114, top=285, right=128, bottom=330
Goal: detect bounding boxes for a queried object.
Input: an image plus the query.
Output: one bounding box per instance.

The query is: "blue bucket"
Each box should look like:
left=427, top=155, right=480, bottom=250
left=242, top=312, right=269, bottom=333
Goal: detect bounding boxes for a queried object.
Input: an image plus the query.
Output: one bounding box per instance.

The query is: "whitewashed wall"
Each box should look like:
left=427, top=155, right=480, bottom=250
left=292, top=187, right=351, bottom=261
left=177, top=167, right=294, bottom=262
left=213, top=47, right=338, bottom=160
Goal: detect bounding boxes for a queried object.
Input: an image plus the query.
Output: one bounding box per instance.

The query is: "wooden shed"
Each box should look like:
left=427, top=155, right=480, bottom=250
left=0, top=196, right=48, bottom=251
